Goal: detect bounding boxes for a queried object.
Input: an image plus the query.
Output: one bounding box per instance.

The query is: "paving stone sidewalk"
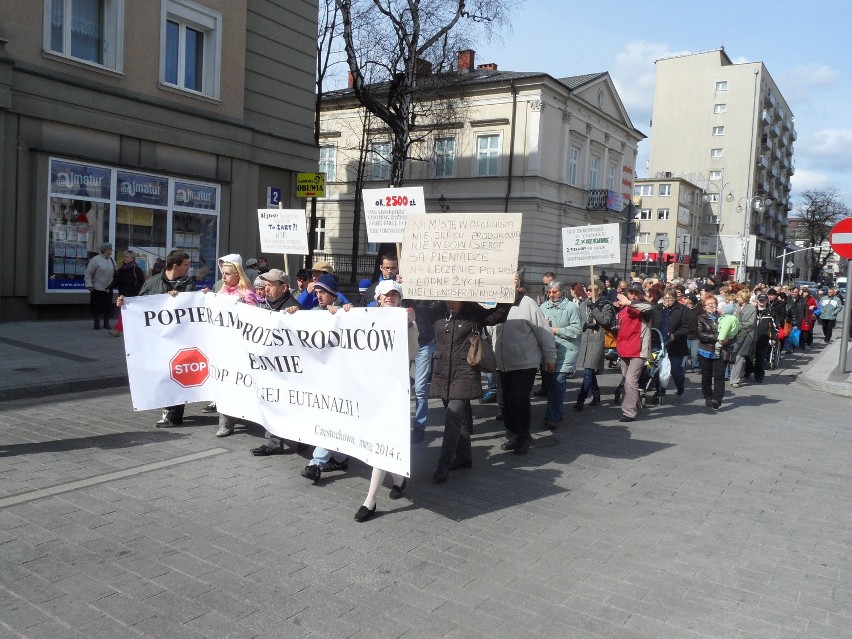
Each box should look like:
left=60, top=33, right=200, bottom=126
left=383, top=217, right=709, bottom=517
left=0, top=354, right=850, bottom=638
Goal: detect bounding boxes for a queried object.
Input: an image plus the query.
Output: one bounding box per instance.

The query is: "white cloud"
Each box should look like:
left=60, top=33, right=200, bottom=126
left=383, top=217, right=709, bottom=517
left=796, top=128, right=852, bottom=171
left=790, top=169, right=832, bottom=192
left=784, top=64, right=841, bottom=89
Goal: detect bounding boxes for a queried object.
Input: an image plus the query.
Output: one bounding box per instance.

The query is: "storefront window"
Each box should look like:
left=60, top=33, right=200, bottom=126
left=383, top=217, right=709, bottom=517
left=46, top=158, right=220, bottom=293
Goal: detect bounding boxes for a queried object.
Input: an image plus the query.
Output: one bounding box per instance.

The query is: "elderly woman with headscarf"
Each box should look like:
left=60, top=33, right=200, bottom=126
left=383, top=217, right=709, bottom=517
left=539, top=280, right=582, bottom=428
left=84, top=242, right=116, bottom=330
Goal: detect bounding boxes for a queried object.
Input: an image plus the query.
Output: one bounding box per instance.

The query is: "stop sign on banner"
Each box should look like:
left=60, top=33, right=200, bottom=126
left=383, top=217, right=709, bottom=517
left=829, top=217, right=852, bottom=259
left=169, top=348, right=209, bottom=387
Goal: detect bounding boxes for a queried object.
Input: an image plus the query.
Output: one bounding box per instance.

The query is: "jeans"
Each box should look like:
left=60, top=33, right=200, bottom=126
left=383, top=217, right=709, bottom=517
left=619, top=357, right=646, bottom=419
left=309, top=447, right=346, bottom=467
left=687, top=339, right=699, bottom=371
left=577, top=367, right=600, bottom=404
left=545, top=371, right=572, bottom=422
left=437, top=399, right=472, bottom=469
left=699, top=355, right=726, bottom=404
left=412, top=339, right=435, bottom=431
left=660, top=354, right=686, bottom=395
left=501, top=368, right=537, bottom=441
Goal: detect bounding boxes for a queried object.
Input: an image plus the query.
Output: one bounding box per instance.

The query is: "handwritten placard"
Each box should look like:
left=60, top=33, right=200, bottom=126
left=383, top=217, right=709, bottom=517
left=401, top=213, right=522, bottom=302
left=363, top=186, right=426, bottom=243
left=561, top=223, right=621, bottom=267
left=257, top=209, right=309, bottom=254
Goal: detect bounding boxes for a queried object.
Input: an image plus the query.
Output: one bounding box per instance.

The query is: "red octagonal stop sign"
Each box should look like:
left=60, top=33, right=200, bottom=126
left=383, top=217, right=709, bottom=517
left=169, top=348, right=210, bottom=387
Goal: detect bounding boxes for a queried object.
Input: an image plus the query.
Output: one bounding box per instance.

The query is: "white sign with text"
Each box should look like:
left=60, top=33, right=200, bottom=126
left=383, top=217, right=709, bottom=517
left=561, top=223, right=621, bottom=267
left=362, top=186, right=426, bottom=243
left=257, top=209, right=309, bottom=254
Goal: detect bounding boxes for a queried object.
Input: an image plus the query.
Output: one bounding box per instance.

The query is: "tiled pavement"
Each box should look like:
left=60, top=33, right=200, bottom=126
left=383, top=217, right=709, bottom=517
left=0, top=322, right=851, bottom=638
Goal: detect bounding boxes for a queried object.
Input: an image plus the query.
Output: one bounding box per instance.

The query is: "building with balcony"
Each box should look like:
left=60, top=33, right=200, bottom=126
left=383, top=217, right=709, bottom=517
left=315, top=50, right=645, bottom=286
left=0, top=0, right=318, bottom=319
left=648, top=48, right=795, bottom=283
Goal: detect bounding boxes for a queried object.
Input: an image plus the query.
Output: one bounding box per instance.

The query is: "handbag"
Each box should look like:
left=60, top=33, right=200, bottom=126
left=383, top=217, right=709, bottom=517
left=658, top=351, right=671, bottom=388
left=467, top=328, right=497, bottom=373
left=788, top=326, right=801, bottom=348
left=603, top=328, right=618, bottom=350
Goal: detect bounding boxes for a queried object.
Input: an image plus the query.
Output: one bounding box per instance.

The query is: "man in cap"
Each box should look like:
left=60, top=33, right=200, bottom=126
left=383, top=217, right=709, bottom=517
left=250, top=269, right=306, bottom=454
left=296, top=260, right=351, bottom=309
left=615, top=283, right=653, bottom=422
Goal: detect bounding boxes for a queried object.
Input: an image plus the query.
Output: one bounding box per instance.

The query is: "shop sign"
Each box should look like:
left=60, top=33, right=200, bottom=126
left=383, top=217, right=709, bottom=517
left=295, top=173, right=325, bottom=198
left=174, top=182, right=217, bottom=210
left=50, top=160, right=111, bottom=199
left=117, top=171, right=169, bottom=207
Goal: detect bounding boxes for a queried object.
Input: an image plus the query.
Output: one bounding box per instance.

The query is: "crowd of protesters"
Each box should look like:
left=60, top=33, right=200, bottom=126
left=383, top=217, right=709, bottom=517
left=115, top=249, right=846, bottom=523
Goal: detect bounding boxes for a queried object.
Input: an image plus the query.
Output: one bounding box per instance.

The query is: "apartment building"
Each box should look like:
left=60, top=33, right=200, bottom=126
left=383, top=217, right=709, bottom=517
left=0, top=0, right=318, bottom=319
left=315, top=50, right=645, bottom=286
left=648, top=48, right=795, bottom=283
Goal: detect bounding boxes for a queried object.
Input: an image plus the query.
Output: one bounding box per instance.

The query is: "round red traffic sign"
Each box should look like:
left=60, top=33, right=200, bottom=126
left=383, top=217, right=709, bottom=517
left=829, top=217, right=852, bottom=259
left=169, top=348, right=210, bottom=387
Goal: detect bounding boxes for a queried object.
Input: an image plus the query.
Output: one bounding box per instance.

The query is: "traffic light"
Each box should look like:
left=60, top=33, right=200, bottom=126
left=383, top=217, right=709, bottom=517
left=665, top=254, right=674, bottom=264
left=689, top=248, right=699, bottom=269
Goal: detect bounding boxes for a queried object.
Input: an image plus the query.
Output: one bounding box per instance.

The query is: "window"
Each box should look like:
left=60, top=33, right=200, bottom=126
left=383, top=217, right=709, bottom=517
left=709, top=170, right=722, bottom=180
left=659, top=184, right=671, bottom=196
left=45, top=0, right=124, bottom=70
left=705, top=193, right=719, bottom=203
left=476, top=134, right=500, bottom=176
left=370, top=141, right=391, bottom=181
left=638, top=208, right=652, bottom=220
left=712, top=126, right=725, bottom=136
left=608, top=162, right=617, bottom=191
left=638, top=232, right=650, bottom=245
left=319, top=146, right=336, bottom=182
left=715, top=81, right=728, bottom=91
left=568, top=146, right=580, bottom=186
left=314, top=217, right=326, bottom=251
left=635, top=184, right=653, bottom=197
left=707, top=215, right=719, bottom=225
left=160, top=0, right=222, bottom=98
left=589, top=155, right=600, bottom=189
left=711, top=148, right=724, bottom=158
left=657, top=208, right=670, bottom=220
left=714, top=104, right=727, bottom=114
left=435, top=137, right=456, bottom=178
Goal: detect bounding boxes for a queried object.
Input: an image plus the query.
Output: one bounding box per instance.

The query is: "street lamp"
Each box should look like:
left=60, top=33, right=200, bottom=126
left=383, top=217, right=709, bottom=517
left=703, top=183, right=735, bottom=279
left=680, top=235, right=689, bottom=276
left=736, top=195, right=770, bottom=283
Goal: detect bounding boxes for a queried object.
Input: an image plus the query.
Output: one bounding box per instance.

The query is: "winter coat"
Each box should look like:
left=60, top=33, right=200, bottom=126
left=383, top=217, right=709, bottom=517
left=819, top=295, right=843, bottom=321
left=800, top=296, right=818, bottom=331
left=138, top=271, right=196, bottom=296
left=786, top=295, right=806, bottom=327
left=574, top=297, right=615, bottom=371
left=754, top=306, right=777, bottom=347
left=430, top=300, right=514, bottom=401
left=534, top=296, right=577, bottom=373
left=84, top=254, right=116, bottom=291
left=768, top=299, right=787, bottom=330
left=616, top=299, right=653, bottom=359
left=696, top=312, right=720, bottom=353
left=651, top=302, right=690, bottom=357
left=109, top=264, right=145, bottom=297
left=733, top=302, right=757, bottom=357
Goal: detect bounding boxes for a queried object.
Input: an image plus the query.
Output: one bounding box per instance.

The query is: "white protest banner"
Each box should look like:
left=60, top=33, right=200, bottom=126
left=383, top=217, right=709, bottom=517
left=401, top=213, right=521, bottom=302
left=561, top=223, right=621, bottom=267
left=257, top=209, right=309, bottom=254
left=362, top=186, right=425, bottom=243
left=122, top=292, right=411, bottom=475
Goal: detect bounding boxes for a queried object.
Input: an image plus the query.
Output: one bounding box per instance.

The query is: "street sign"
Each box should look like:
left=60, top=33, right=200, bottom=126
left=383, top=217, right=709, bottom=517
left=786, top=261, right=795, bottom=268
left=829, top=217, right=852, bottom=259
left=266, top=187, right=281, bottom=207
left=169, top=348, right=209, bottom=388
left=295, top=173, right=325, bottom=198
left=655, top=233, right=670, bottom=251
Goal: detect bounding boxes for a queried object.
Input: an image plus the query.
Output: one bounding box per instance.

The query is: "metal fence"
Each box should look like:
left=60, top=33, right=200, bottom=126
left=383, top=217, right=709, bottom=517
left=312, top=253, right=377, bottom=283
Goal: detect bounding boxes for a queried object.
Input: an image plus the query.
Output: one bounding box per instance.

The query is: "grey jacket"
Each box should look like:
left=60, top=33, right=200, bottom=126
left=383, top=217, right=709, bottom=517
left=494, top=295, right=557, bottom=372
left=734, top=302, right=757, bottom=357
left=575, top=297, right=615, bottom=372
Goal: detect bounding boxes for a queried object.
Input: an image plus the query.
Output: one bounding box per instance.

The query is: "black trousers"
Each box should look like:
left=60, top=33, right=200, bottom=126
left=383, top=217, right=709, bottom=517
left=822, top=319, right=836, bottom=341
left=699, top=355, right=726, bottom=404
left=500, top=368, right=537, bottom=442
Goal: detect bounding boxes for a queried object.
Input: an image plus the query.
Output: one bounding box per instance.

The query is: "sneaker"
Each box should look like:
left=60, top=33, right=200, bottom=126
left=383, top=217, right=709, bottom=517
left=300, top=464, right=321, bottom=482
left=324, top=457, right=349, bottom=472
left=215, top=424, right=234, bottom=437
left=480, top=390, right=497, bottom=404
left=543, top=418, right=559, bottom=429
left=572, top=402, right=584, bottom=412
left=589, top=396, right=601, bottom=406
left=155, top=410, right=174, bottom=428
left=711, top=400, right=720, bottom=410
left=201, top=403, right=218, bottom=413
left=251, top=445, right=285, bottom=456
left=389, top=478, right=407, bottom=500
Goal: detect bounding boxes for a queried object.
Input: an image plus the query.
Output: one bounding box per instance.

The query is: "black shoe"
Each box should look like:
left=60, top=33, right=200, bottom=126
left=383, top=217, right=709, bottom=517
left=325, top=457, right=349, bottom=472
left=300, top=464, right=321, bottom=482
left=572, top=402, right=584, bottom=412
left=251, top=445, right=284, bottom=456
left=500, top=439, right=519, bottom=451
left=676, top=387, right=684, bottom=396
left=711, top=400, right=720, bottom=410
left=705, top=399, right=713, bottom=407
left=296, top=443, right=308, bottom=452
left=410, top=428, right=425, bottom=443
left=354, top=505, right=376, bottom=522
left=532, top=389, right=548, bottom=397
left=542, top=418, right=559, bottom=429
left=618, top=416, right=635, bottom=423
left=389, top=478, right=407, bottom=499
left=513, top=437, right=532, bottom=455
left=589, top=396, right=601, bottom=406
left=433, top=466, right=449, bottom=483
left=449, top=458, right=472, bottom=471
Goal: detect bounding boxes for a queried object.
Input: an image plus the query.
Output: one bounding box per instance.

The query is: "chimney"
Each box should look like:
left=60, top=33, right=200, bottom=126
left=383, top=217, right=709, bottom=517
left=457, top=49, right=475, bottom=73
left=476, top=63, right=498, bottom=71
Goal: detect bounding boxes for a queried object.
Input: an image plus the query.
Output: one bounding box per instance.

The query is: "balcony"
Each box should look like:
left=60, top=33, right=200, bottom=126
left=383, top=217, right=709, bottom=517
left=587, top=189, right=623, bottom=212
left=771, top=124, right=782, bottom=138
left=761, top=134, right=771, bottom=150
left=782, top=117, right=791, bottom=131
left=761, top=109, right=771, bottom=124
left=758, top=155, right=768, bottom=169
left=791, top=129, right=797, bottom=141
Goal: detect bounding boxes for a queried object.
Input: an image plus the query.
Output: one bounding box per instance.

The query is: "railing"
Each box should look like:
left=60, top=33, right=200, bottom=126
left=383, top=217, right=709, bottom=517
left=312, top=253, right=380, bottom=283
left=586, top=189, right=623, bottom=212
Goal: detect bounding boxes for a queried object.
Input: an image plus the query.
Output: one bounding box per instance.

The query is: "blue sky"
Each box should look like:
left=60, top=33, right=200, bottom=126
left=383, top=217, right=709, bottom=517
left=475, top=0, right=852, bottom=208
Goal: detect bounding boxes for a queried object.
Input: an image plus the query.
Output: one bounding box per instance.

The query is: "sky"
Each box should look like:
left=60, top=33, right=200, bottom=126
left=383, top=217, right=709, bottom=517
left=474, top=0, right=852, bottom=209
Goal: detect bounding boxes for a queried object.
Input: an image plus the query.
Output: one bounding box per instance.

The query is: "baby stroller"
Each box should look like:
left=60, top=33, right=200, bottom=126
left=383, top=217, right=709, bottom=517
left=614, top=328, right=666, bottom=408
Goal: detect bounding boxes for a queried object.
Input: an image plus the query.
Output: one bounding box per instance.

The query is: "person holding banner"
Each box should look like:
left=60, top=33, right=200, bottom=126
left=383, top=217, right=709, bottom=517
left=355, top=280, right=419, bottom=522
left=430, top=293, right=517, bottom=483
left=117, top=249, right=196, bottom=428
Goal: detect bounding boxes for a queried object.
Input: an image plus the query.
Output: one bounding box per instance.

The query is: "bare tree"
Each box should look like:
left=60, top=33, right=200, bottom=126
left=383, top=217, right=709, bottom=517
left=335, top=0, right=511, bottom=187
left=791, top=188, right=850, bottom=281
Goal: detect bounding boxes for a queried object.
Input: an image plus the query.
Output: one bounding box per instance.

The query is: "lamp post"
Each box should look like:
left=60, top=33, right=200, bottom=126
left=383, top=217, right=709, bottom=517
left=680, top=235, right=689, bottom=278
left=703, top=183, right=735, bottom=279
left=736, top=196, right=769, bottom=283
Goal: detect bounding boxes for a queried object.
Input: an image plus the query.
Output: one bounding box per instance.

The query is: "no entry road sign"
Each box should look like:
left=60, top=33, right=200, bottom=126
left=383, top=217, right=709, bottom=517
left=829, top=217, right=852, bottom=259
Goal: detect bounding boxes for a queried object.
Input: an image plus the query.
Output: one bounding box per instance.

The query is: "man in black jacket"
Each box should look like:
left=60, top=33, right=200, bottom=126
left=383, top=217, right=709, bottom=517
left=785, top=287, right=806, bottom=353
left=651, top=287, right=690, bottom=400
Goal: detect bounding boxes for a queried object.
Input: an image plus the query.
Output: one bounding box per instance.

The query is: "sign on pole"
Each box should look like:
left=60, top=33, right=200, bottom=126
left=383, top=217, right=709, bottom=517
left=363, top=186, right=426, bottom=243
left=257, top=209, right=309, bottom=254
left=295, top=173, right=325, bottom=198
left=829, top=217, right=852, bottom=259
left=561, top=223, right=621, bottom=267
left=266, top=187, right=282, bottom=207
left=401, top=213, right=522, bottom=302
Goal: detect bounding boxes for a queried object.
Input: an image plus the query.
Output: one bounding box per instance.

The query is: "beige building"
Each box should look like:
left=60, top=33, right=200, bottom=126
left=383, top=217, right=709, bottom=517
left=315, top=50, right=645, bottom=287
left=648, top=48, right=795, bottom=283
left=0, top=0, right=318, bottom=319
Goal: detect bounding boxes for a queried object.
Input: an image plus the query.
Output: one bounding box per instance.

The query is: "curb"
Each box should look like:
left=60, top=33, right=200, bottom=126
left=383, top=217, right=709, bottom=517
left=0, top=375, right=129, bottom=403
